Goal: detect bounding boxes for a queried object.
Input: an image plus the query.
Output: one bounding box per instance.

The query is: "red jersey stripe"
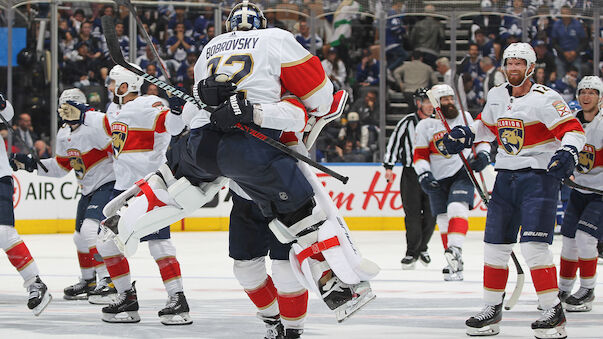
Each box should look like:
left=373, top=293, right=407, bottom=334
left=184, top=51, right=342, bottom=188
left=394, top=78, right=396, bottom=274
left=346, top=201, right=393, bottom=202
left=154, top=109, right=169, bottom=133
left=548, top=117, right=584, bottom=140
left=413, top=147, right=430, bottom=163
left=280, top=55, right=326, bottom=100
left=56, top=156, right=72, bottom=171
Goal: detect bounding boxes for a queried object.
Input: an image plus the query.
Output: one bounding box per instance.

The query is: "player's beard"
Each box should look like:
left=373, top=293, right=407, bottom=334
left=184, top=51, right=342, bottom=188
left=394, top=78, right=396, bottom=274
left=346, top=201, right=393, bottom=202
left=441, top=102, right=458, bottom=119
left=505, top=70, right=525, bottom=86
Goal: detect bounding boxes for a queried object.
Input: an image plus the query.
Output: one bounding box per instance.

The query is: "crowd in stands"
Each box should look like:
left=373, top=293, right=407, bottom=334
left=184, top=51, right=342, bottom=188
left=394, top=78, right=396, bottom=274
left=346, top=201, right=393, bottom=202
left=1, top=0, right=600, bottom=163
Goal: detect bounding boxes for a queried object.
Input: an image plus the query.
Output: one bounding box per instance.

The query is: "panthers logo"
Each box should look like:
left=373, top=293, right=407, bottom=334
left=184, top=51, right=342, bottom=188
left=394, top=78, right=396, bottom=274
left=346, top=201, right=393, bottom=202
left=67, top=149, right=86, bottom=180
left=111, top=122, right=128, bottom=157
left=433, top=131, right=451, bottom=159
left=497, top=118, right=524, bottom=155
left=577, top=144, right=595, bottom=174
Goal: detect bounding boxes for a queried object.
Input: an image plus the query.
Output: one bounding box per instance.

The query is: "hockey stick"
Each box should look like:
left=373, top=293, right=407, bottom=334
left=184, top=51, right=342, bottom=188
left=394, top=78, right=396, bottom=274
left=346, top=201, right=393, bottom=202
left=101, top=16, right=349, bottom=184
left=0, top=113, right=48, bottom=172
left=426, top=89, right=524, bottom=310
left=563, top=178, right=603, bottom=195
left=114, top=0, right=172, bottom=83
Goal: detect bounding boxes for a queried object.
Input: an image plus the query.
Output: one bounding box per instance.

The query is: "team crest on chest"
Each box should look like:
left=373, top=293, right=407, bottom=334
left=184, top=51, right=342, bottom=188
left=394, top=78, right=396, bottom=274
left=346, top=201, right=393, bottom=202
left=577, top=144, right=595, bottom=174
left=111, top=122, right=128, bottom=157
left=67, top=149, right=86, bottom=180
left=497, top=118, right=524, bottom=155
left=432, top=130, right=451, bottom=158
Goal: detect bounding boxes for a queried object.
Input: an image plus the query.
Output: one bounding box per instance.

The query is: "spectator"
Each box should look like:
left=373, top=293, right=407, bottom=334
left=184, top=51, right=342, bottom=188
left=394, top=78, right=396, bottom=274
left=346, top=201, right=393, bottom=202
left=12, top=113, right=38, bottom=154
left=136, top=23, right=160, bottom=58
left=461, top=72, right=484, bottom=112
left=192, top=6, right=213, bottom=40
left=384, top=1, right=408, bottom=71
left=182, top=66, right=195, bottom=95
left=436, top=57, right=452, bottom=87
left=66, top=42, right=98, bottom=87
left=59, top=29, right=78, bottom=64
left=196, top=24, right=215, bottom=51
left=115, top=5, right=131, bottom=35
left=294, top=19, right=323, bottom=52
left=335, top=112, right=371, bottom=162
left=167, top=7, right=193, bottom=38
left=113, top=22, right=130, bottom=60
left=551, top=5, right=587, bottom=76
left=533, top=39, right=557, bottom=83
left=166, top=22, right=195, bottom=63
left=393, top=50, right=438, bottom=107
left=77, top=21, right=103, bottom=62
left=472, top=3, right=502, bottom=40
left=69, top=8, right=87, bottom=35
left=534, top=67, right=548, bottom=85
left=265, top=11, right=286, bottom=30
left=34, top=140, right=51, bottom=159
left=550, top=65, right=579, bottom=103
left=321, top=47, right=347, bottom=91
left=492, top=40, right=504, bottom=67
left=350, top=90, right=379, bottom=127
left=176, top=52, right=199, bottom=83
left=480, top=56, right=505, bottom=95
left=356, top=48, right=380, bottom=87
left=473, top=29, right=495, bottom=59
left=460, top=43, right=484, bottom=81
left=410, top=4, right=444, bottom=68
left=91, top=5, right=115, bottom=38
left=143, top=83, right=169, bottom=106
left=136, top=43, right=161, bottom=72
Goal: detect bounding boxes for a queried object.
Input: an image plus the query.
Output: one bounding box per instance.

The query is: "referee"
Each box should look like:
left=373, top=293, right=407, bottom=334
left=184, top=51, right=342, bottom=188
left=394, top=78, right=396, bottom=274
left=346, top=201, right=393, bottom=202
left=383, top=88, right=436, bottom=270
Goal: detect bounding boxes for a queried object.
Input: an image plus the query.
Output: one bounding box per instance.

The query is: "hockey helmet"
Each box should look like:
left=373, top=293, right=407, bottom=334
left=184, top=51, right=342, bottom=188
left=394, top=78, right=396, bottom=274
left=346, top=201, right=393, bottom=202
left=502, top=42, right=536, bottom=87
left=430, top=84, right=455, bottom=102
left=109, top=64, right=144, bottom=104
left=413, top=87, right=429, bottom=103
left=59, top=88, right=87, bottom=106
left=577, top=76, right=603, bottom=101
left=226, top=0, right=267, bottom=32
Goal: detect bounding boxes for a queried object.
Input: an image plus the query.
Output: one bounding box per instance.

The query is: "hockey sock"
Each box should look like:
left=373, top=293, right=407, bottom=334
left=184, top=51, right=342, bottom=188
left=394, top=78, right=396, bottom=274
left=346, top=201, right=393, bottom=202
left=245, top=276, right=280, bottom=317
left=483, top=243, right=513, bottom=305
left=576, top=231, right=598, bottom=289
left=103, top=254, right=131, bottom=293
left=6, top=240, right=39, bottom=283
left=446, top=203, right=468, bottom=248
left=436, top=214, right=448, bottom=249
left=440, top=233, right=448, bottom=249
left=74, top=230, right=95, bottom=280
left=278, top=290, right=308, bottom=330
left=148, top=240, right=183, bottom=296
left=559, top=236, right=578, bottom=292
left=522, top=242, right=558, bottom=309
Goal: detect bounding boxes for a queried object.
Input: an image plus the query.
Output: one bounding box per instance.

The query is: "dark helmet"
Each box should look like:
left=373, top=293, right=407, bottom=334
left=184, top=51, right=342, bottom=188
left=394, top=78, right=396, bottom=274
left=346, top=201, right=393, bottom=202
left=413, top=87, right=429, bottom=103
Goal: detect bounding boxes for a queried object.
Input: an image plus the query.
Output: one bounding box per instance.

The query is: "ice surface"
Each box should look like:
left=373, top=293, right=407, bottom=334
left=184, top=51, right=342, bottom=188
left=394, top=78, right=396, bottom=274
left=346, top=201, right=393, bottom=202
left=1, top=231, right=601, bottom=338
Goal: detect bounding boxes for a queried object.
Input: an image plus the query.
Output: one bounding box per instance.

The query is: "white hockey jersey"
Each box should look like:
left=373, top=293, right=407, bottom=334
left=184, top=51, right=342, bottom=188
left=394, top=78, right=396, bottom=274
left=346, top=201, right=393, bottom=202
left=574, top=110, right=603, bottom=193
left=0, top=101, right=15, bottom=179
left=473, top=83, right=585, bottom=170
left=39, top=123, right=114, bottom=195
left=413, top=111, right=489, bottom=180
left=193, top=27, right=333, bottom=131
left=85, top=95, right=184, bottom=190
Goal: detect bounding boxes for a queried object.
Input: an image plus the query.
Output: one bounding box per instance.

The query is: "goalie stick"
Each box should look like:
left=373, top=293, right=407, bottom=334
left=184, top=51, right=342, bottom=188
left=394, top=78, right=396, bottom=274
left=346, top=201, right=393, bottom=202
left=0, top=113, right=48, bottom=172
left=101, top=15, right=350, bottom=184
left=426, top=89, right=524, bottom=311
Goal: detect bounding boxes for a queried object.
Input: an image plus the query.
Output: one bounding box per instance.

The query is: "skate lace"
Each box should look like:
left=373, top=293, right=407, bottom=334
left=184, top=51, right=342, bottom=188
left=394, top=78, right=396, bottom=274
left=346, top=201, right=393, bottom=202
left=538, top=307, right=556, bottom=321
left=573, top=287, right=590, bottom=299
left=474, top=305, right=495, bottom=321
left=323, top=277, right=345, bottom=293
left=165, top=294, right=179, bottom=308
left=108, top=292, right=127, bottom=307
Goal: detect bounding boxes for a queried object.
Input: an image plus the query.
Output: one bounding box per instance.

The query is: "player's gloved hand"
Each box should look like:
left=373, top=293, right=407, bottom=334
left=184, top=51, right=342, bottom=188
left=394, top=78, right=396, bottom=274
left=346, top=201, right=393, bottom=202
left=547, top=145, right=579, bottom=180
left=418, top=171, right=440, bottom=194
left=468, top=151, right=490, bottom=172
left=58, top=100, right=90, bottom=125
left=443, top=125, right=475, bottom=154
left=195, top=73, right=237, bottom=106
left=9, top=153, right=37, bottom=172
left=210, top=92, right=254, bottom=131
left=0, top=93, right=6, bottom=111
left=167, top=89, right=186, bottom=116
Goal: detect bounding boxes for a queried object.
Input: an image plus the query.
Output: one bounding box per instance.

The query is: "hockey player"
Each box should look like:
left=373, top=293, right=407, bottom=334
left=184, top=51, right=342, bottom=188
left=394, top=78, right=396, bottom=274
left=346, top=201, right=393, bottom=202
left=12, top=89, right=116, bottom=303
left=557, top=76, right=603, bottom=312
left=443, top=42, right=585, bottom=338
left=59, top=64, right=190, bottom=325
left=413, top=84, right=490, bottom=281
left=0, top=94, right=52, bottom=315
left=98, top=0, right=378, bottom=323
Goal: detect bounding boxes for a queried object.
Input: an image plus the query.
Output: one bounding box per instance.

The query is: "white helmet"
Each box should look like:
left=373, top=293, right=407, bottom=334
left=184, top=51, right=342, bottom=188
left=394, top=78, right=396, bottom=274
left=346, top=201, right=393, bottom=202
left=225, top=0, right=266, bottom=32
left=430, top=84, right=455, bottom=102
left=109, top=64, right=144, bottom=104
left=502, top=42, right=536, bottom=87
left=59, top=88, right=87, bottom=106
left=577, top=76, right=603, bottom=101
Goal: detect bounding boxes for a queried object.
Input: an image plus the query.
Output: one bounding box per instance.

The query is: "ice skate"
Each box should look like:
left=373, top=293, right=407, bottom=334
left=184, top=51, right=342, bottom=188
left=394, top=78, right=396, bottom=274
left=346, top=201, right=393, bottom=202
left=257, top=314, right=284, bottom=339
left=444, top=246, right=463, bottom=272
left=63, top=277, right=95, bottom=300
left=564, top=287, right=594, bottom=312
left=532, top=302, right=567, bottom=339
left=401, top=255, right=416, bottom=270
left=27, top=276, right=52, bottom=316
left=419, top=251, right=431, bottom=266
left=442, top=265, right=463, bottom=281
left=465, top=297, right=503, bottom=336
left=101, top=282, right=140, bottom=323
left=88, top=277, right=118, bottom=305
left=158, top=292, right=192, bottom=325
left=319, top=276, right=375, bottom=323
left=284, top=328, right=303, bottom=338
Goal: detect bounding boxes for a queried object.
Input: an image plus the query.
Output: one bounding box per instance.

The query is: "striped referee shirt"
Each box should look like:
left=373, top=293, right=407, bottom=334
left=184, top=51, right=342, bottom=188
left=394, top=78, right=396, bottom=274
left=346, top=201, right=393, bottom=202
left=383, top=113, right=420, bottom=169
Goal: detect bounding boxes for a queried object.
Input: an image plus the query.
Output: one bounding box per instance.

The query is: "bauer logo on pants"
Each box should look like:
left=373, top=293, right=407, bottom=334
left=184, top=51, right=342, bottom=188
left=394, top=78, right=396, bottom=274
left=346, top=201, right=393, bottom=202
left=497, top=118, right=524, bottom=155
left=67, top=149, right=86, bottom=180
left=111, top=122, right=128, bottom=157
left=577, top=144, right=595, bottom=174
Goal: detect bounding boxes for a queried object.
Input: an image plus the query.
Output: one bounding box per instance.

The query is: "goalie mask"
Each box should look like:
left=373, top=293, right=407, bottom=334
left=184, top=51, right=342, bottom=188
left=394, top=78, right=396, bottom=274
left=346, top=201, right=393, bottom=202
left=226, top=0, right=267, bottom=32
left=59, top=88, right=87, bottom=106
left=109, top=64, right=144, bottom=105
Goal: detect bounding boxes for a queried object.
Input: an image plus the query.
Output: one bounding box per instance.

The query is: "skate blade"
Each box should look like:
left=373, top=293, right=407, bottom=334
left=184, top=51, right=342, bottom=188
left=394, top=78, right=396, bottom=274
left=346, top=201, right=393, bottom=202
left=401, top=263, right=416, bottom=270
left=444, top=272, right=463, bottom=281
left=32, top=292, right=52, bottom=316
left=564, top=301, right=592, bottom=312
left=444, top=252, right=459, bottom=272
left=63, top=294, right=88, bottom=301
left=335, top=289, right=376, bottom=323
left=419, top=259, right=430, bottom=267
left=466, top=323, right=500, bottom=336
left=533, top=326, right=567, bottom=339
left=88, top=293, right=118, bottom=305
left=102, top=311, right=141, bottom=323
left=160, top=312, right=193, bottom=325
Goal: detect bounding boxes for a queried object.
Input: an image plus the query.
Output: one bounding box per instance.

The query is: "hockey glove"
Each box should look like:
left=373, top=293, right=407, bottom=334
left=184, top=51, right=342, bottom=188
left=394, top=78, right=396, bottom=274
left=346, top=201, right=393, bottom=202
left=547, top=145, right=579, bottom=180
left=418, top=171, right=440, bottom=194
left=58, top=100, right=90, bottom=125
left=195, top=73, right=237, bottom=106
left=9, top=153, right=37, bottom=172
left=0, top=93, right=6, bottom=111
left=210, top=92, right=254, bottom=131
left=443, top=125, right=475, bottom=154
left=167, top=89, right=186, bottom=116
left=468, top=151, right=490, bottom=172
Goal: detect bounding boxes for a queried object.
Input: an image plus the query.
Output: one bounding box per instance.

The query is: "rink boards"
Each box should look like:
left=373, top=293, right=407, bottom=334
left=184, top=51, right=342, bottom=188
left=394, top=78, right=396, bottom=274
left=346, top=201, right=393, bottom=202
left=11, top=164, right=496, bottom=234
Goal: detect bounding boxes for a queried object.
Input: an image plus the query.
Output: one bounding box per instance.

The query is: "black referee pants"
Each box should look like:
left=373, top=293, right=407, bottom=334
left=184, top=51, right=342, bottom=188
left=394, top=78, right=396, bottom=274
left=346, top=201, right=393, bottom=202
left=400, top=167, right=436, bottom=258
